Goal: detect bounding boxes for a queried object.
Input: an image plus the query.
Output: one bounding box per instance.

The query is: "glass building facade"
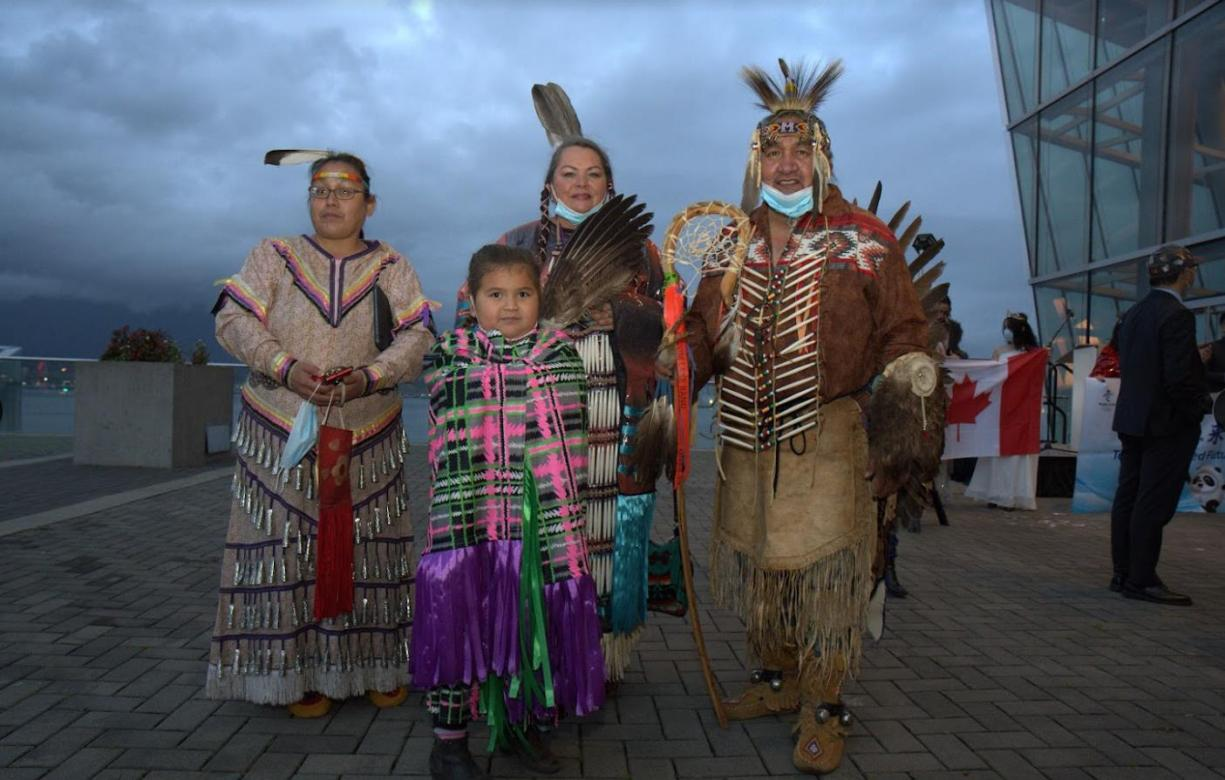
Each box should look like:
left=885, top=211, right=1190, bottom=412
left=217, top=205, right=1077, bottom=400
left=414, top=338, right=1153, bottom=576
left=989, top=0, right=1225, bottom=440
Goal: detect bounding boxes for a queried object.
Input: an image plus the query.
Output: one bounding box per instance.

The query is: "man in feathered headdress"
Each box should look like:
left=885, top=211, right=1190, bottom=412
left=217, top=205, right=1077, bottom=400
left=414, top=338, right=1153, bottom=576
left=673, top=59, right=935, bottom=774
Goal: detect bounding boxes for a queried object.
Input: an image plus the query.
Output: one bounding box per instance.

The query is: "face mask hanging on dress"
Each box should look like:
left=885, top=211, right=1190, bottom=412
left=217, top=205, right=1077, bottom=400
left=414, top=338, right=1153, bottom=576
left=760, top=184, right=813, bottom=219
left=279, top=396, right=320, bottom=473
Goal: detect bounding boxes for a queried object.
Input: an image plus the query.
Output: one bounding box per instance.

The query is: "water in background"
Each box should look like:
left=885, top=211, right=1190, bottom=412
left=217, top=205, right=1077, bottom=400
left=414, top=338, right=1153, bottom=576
left=1, top=359, right=718, bottom=452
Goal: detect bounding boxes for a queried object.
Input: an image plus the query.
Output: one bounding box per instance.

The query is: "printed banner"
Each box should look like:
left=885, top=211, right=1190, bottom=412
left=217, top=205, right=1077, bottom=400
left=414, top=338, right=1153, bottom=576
left=1072, top=377, right=1225, bottom=514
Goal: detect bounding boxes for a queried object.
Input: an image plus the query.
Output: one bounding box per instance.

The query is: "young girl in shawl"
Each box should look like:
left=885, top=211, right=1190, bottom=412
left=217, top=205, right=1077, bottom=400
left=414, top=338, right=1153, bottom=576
left=414, top=245, right=605, bottom=780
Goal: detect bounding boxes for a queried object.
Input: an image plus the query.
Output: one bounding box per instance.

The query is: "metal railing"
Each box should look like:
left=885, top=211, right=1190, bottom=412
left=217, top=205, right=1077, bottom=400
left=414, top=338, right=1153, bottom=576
left=1042, top=361, right=1073, bottom=447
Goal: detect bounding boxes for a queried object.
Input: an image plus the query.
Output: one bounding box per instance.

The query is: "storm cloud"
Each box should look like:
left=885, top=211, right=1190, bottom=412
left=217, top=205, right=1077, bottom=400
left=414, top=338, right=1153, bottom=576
left=0, top=0, right=1029, bottom=359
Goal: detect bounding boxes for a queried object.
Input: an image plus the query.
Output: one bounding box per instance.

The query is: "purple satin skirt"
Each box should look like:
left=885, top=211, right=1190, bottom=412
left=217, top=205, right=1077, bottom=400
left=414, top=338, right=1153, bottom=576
left=411, top=540, right=605, bottom=717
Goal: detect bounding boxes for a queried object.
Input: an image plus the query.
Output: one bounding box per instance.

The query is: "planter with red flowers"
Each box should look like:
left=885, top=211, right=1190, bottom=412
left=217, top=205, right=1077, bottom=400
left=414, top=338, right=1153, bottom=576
left=74, top=327, right=233, bottom=468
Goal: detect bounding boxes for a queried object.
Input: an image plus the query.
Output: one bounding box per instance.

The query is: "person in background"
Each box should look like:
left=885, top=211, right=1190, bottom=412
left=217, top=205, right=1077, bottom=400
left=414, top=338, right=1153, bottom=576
left=1091, top=321, right=1122, bottom=379
left=964, top=312, right=1041, bottom=511
left=935, top=296, right=968, bottom=359
left=1199, top=312, right=1225, bottom=393
left=1110, top=245, right=1209, bottom=606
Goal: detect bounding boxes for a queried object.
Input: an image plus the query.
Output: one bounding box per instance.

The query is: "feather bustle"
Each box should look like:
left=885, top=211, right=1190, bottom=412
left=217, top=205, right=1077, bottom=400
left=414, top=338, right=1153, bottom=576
left=898, top=216, right=923, bottom=254
left=908, top=239, right=946, bottom=276
left=912, top=262, right=946, bottom=300
left=887, top=201, right=911, bottom=233
left=867, top=181, right=883, bottom=215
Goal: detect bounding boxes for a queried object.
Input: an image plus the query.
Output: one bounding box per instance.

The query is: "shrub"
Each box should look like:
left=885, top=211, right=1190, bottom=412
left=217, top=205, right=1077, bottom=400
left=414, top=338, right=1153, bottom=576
left=190, top=340, right=210, bottom=366
left=100, top=326, right=183, bottom=363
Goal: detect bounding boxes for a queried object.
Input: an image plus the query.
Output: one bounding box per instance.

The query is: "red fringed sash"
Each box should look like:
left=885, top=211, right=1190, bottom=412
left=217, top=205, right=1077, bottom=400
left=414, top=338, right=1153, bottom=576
left=314, top=424, right=355, bottom=620
left=664, top=284, right=691, bottom=486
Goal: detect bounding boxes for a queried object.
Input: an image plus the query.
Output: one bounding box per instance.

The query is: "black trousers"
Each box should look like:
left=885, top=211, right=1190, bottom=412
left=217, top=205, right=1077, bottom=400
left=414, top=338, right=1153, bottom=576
left=1110, top=427, right=1199, bottom=587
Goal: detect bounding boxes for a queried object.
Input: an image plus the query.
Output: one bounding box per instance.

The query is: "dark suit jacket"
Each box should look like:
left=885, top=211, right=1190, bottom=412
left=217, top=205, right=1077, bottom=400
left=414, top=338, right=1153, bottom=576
left=1204, top=337, right=1225, bottom=393
left=1113, top=289, right=1209, bottom=438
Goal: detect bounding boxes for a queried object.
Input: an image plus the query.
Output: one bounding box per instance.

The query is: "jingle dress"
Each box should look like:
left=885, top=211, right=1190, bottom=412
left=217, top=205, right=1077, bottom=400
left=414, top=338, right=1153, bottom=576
left=206, top=235, right=434, bottom=703
left=412, top=326, right=605, bottom=730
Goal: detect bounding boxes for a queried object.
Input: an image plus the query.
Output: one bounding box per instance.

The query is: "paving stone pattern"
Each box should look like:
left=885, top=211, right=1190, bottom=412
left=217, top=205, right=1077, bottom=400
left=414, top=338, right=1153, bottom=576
left=1, top=451, right=1223, bottom=778
left=0, top=454, right=232, bottom=522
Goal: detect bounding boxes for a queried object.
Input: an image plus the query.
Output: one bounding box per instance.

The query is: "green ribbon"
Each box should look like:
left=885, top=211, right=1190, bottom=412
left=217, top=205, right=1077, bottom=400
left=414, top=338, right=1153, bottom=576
left=516, top=463, right=556, bottom=711
left=478, top=675, right=510, bottom=752
left=478, top=460, right=556, bottom=751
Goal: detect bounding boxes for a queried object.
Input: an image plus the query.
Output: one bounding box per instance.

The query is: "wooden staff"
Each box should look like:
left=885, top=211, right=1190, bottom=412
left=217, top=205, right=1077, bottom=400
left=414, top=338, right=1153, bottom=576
left=660, top=201, right=750, bottom=730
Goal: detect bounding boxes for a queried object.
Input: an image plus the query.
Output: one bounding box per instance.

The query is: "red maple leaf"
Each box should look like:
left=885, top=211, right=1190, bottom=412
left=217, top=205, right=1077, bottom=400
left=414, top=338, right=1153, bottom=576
left=947, top=374, right=992, bottom=441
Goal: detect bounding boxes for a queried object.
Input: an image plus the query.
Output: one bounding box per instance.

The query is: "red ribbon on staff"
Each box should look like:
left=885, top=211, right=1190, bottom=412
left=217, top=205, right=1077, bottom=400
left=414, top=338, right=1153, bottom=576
left=664, top=284, right=690, bottom=487
left=313, top=424, right=354, bottom=620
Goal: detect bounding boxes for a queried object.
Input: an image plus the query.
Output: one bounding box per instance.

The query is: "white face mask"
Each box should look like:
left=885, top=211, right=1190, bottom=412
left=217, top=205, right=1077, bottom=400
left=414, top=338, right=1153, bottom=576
left=278, top=400, right=317, bottom=472
left=1003, top=328, right=1015, bottom=344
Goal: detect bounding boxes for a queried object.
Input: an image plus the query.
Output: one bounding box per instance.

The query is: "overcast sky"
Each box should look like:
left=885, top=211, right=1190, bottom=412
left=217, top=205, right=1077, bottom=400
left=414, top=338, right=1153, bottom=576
left=0, top=0, right=1032, bottom=359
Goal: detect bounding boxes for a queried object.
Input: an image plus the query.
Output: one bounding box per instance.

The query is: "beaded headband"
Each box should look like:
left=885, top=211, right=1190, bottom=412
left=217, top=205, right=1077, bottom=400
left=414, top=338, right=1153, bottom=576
left=311, top=171, right=363, bottom=184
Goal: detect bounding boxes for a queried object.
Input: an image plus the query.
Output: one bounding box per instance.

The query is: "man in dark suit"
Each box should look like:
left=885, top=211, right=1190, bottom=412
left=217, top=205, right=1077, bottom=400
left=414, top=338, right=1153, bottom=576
left=1111, top=245, right=1210, bottom=606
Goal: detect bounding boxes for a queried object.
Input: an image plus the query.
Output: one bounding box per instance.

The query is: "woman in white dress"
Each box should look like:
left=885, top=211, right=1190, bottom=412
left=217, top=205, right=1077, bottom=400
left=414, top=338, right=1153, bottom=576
left=966, top=313, right=1041, bottom=510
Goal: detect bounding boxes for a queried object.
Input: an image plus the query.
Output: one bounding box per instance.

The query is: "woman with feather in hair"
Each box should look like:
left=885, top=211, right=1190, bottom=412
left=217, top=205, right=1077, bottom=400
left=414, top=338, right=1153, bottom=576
left=206, top=151, right=433, bottom=717
left=453, top=84, right=667, bottom=687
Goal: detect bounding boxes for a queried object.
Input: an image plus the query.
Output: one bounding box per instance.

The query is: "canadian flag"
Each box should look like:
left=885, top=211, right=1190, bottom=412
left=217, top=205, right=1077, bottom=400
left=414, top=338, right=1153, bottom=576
left=941, top=349, right=1048, bottom=460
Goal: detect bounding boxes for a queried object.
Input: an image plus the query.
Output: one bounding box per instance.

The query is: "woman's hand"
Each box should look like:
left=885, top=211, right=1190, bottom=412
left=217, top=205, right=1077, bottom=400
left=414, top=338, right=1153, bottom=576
left=286, top=361, right=339, bottom=406
left=588, top=303, right=614, bottom=331
left=655, top=343, right=677, bottom=380
left=338, top=369, right=369, bottom=401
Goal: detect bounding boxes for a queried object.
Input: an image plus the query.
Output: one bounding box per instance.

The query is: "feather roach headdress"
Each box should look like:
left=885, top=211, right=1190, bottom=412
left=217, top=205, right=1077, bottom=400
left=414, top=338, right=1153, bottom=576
left=740, top=58, right=844, bottom=213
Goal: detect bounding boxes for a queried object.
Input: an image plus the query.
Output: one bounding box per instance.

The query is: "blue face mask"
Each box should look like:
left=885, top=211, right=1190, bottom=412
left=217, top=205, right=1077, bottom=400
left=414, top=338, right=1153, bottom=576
left=549, top=194, right=607, bottom=226
left=761, top=183, right=814, bottom=219
left=278, top=400, right=317, bottom=472
left=1003, top=328, right=1015, bottom=344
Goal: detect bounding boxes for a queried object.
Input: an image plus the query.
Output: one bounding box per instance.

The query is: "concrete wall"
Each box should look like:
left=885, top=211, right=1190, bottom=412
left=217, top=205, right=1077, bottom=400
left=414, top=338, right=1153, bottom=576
left=74, top=363, right=234, bottom=468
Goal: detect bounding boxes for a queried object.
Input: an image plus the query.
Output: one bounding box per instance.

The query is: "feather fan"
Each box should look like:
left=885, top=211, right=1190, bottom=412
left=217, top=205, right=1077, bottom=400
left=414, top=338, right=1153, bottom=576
left=539, top=194, right=653, bottom=329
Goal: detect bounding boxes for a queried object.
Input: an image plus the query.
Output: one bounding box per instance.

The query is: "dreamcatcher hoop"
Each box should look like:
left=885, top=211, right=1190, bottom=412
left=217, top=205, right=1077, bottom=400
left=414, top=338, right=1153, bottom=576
left=661, top=201, right=752, bottom=303
left=659, top=200, right=750, bottom=730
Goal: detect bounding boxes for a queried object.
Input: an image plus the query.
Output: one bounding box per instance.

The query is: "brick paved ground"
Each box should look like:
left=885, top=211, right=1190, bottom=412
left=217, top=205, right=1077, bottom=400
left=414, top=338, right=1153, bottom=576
left=1, top=451, right=1223, bottom=779
left=0, top=455, right=232, bottom=522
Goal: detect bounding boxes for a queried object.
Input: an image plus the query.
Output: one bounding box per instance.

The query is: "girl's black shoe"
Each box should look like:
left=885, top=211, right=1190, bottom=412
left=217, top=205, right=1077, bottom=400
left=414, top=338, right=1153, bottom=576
left=429, top=737, right=488, bottom=780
